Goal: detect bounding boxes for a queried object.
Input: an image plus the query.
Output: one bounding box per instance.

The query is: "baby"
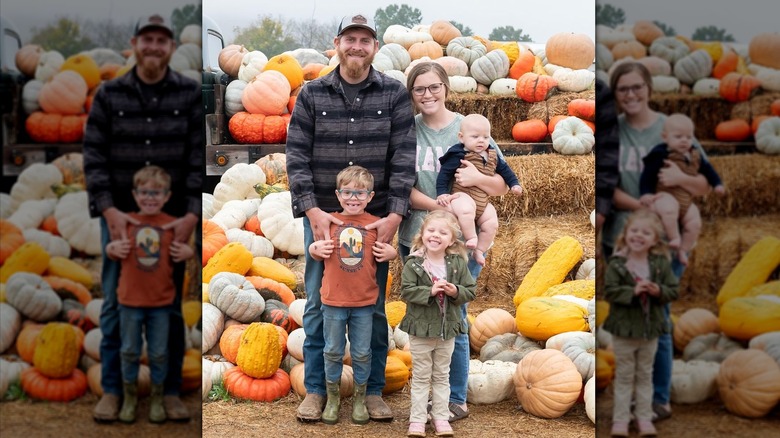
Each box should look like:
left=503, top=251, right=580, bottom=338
left=436, top=114, right=523, bottom=265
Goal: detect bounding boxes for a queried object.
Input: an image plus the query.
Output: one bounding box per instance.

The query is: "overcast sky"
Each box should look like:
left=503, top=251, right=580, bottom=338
left=204, top=0, right=596, bottom=45
left=603, top=0, right=777, bottom=43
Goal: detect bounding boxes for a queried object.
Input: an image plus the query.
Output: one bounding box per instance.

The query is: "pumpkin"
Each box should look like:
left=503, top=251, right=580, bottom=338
left=748, top=32, right=780, bottom=70
left=33, top=322, right=81, bottom=378
left=682, top=332, right=744, bottom=363
left=567, top=99, right=596, bottom=122
left=21, top=79, right=43, bottom=114
left=25, top=112, right=87, bottom=143
left=749, top=331, right=780, bottom=365
left=219, top=323, right=249, bottom=364
left=209, top=272, right=265, bottom=322
left=8, top=163, right=61, bottom=213
left=516, top=72, right=558, bottom=103
left=673, top=308, right=720, bottom=351
left=385, top=300, right=407, bottom=328
left=5, top=272, right=61, bottom=321
left=717, top=349, right=780, bottom=418
left=673, top=50, right=713, bottom=85
left=561, top=335, right=596, bottom=380
left=583, top=377, right=596, bottom=423
left=15, top=323, right=44, bottom=363
left=236, top=322, right=282, bottom=379
left=546, top=331, right=593, bottom=351
left=575, top=259, right=596, bottom=281
left=513, top=236, right=583, bottom=306
left=647, top=36, right=689, bottom=65
left=179, top=349, right=203, bottom=393
left=242, top=70, right=290, bottom=116
left=20, top=367, right=88, bottom=402
left=595, top=349, right=615, bottom=390
left=382, top=25, right=432, bottom=49
left=382, top=355, right=410, bottom=394
left=552, top=117, right=595, bottom=155
left=224, top=367, right=291, bottom=402
left=466, top=359, right=517, bottom=404
left=545, top=32, right=595, bottom=70
left=428, top=20, right=461, bottom=46
left=203, top=241, right=254, bottom=283
left=469, top=308, right=518, bottom=353
left=203, top=354, right=237, bottom=386
left=446, top=37, right=487, bottom=67
left=719, top=72, right=761, bottom=103
left=60, top=53, right=101, bottom=90
left=512, top=349, right=583, bottom=418
left=611, top=40, right=646, bottom=60
left=512, top=119, right=548, bottom=142
left=260, top=299, right=296, bottom=333
left=202, top=302, right=225, bottom=354
left=223, top=79, right=247, bottom=117
left=508, top=50, right=536, bottom=79
left=633, top=20, right=664, bottom=46
left=448, top=75, right=478, bottom=93
left=755, top=116, right=780, bottom=155
left=670, top=359, right=721, bottom=404
left=716, top=236, right=780, bottom=306
left=715, top=119, right=752, bottom=142
left=0, top=303, right=22, bottom=353
left=202, top=219, right=228, bottom=267
left=34, top=50, right=65, bottom=82
left=516, top=297, right=589, bottom=341
left=256, top=191, right=305, bottom=255
left=15, top=44, right=43, bottom=77
left=87, top=362, right=151, bottom=398
left=0, top=220, right=25, bottom=265
left=288, top=298, right=306, bottom=327
left=470, top=50, right=510, bottom=86
left=408, top=41, right=443, bottom=61
left=46, top=256, right=92, bottom=289
left=216, top=45, right=249, bottom=77
left=289, top=362, right=354, bottom=398
left=253, top=153, right=287, bottom=186
left=38, top=70, right=88, bottom=115
left=263, top=53, right=304, bottom=90
left=286, top=327, right=306, bottom=362
left=225, top=228, right=274, bottom=258
left=771, top=100, right=780, bottom=116
left=53, top=191, right=101, bottom=255
left=692, top=78, right=721, bottom=96
left=43, top=276, right=90, bottom=307
left=719, top=296, right=780, bottom=341
left=246, top=256, right=297, bottom=292
left=479, top=332, right=542, bottom=363
left=0, top=355, right=31, bottom=396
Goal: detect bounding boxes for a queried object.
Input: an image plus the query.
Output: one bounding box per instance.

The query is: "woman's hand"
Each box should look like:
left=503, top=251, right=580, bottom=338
left=658, top=160, right=686, bottom=187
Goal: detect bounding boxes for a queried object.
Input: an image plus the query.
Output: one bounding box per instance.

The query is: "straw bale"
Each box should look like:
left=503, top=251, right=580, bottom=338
left=649, top=94, right=734, bottom=140
left=698, top=154, right=780, bottom=218
left=730, top=91, right=780, bottom=122
left=494, top=154, right=595, bottom=219
left=679, top=214, right=780, bottom=310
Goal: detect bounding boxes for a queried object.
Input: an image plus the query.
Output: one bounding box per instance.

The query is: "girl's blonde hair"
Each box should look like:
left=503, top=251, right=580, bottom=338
left=410, top=210, right=469, bottom=261
left=614, top=209, right=670, bottom=258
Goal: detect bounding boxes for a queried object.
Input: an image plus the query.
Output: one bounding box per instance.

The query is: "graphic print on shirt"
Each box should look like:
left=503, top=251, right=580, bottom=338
left=337, top=225, right=365, bottom=273
left=417, top=145, right=446, bottom=172
left=134, top=225, right=162, bottom=271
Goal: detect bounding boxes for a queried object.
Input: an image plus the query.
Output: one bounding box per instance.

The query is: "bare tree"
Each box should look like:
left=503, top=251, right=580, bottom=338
left=81, top=19, right=135, bottom=52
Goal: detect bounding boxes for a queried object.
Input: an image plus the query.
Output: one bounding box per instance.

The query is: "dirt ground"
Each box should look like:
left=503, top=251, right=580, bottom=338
left=0, top=391, right=202, bottom=437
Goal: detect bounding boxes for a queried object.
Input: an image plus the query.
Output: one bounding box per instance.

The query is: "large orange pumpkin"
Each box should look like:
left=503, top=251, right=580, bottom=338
left=712, top=49, right=739, bottom=79
left=469, top=308, right=517, bottom=352
left=513, top=349, right=583, bottom=418
left=408, top=41, right=443, bottom=60
left=508, top=50, right=536, bottom=80
left=242, top=70, right=291, bottom=116
left=748, top=32, right=780, bottom=70
left=223, top=367, right=291, bottom=402
left=228, top=112, right=265, bottom=143
left=567, top=99, right=596, bottom=122
left=516, top=72, right=558, bottom=103
left=545, top=32, right=595, bottom=70
left=719, top=72, right=761, bottom=103
left=512, top=119, right=549, bottom=142
left=219, top=323, right=249, bottom=364
left=25, top=112, right=88, bottom=143
left=428, top=20, right=461, bottom=46
left=263, top=54, right=304, bottom=90
left=717, top=349, right=780, bottom=418
left=20, top=367, right=88, bottom=402
left=38, top=71, right=88, bottom=115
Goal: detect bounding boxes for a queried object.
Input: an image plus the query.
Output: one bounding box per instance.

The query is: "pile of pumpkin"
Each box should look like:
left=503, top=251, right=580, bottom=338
left=595, top=235, right=780, bottom=418
left=216, top=21, right=597, bottom=154
left=0, top=153, right=203, bottom=402
left=14, top=23, right=203, bottom=144
left=595, top=23, right=780, bottom=154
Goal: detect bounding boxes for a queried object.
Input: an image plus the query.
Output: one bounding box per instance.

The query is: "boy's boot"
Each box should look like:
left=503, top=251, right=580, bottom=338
left=321, top=381, right=341, bottom=425
left=149, top=384, right=167, bottom=423
left=351, top=382, right=370, bottom=425
left=118, top=382, right=138, bottom=423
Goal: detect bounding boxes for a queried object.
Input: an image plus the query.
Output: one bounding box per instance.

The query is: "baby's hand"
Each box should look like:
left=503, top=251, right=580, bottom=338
left=639, top=194, right=657, bottom=207
left=713, top=185, right=726, bottom=196
left=510, top=185, right=523, bottom=196
left=436, top=194, right=451, bottom=207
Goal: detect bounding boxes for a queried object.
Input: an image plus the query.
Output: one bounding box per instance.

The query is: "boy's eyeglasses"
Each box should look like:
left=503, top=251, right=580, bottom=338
left=411, top=83, right=444, bottom=96
left=134, top=189, right=169, bottom=198
left=337, top=189, right=371, bottom=201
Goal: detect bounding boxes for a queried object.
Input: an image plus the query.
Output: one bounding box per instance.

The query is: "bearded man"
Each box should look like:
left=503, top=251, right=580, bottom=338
left=83, top=14, right=201, bottom=423
left=285, top=13, right=416, bottom=423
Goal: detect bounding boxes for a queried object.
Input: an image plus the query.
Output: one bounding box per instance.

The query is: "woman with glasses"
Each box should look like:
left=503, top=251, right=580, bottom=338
left=602, top=61, right=712, bottom=426
left=397, top=62, right=510, bottom=423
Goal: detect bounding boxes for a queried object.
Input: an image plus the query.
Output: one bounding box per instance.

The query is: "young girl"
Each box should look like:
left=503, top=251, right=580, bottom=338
left=399, top=211, right=476, bottom=437
left=603, top=209, right=678, bottom=437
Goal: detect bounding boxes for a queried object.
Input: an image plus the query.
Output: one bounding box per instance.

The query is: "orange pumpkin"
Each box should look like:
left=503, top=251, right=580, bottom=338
left=712, top=49, right=739, bottom=79
left=632, top=20, right=664, bottom=46
left=748, top=32, right=780, bottom=70
left=429, top=20, right=461, bottom=46
left=611, top=40, right=646, bottom=60
left=244, top=215, right=263, bottom=235
left=25, top=112, right=88, bottom=143
left=15, top=323, right=45, bottom=363
left=254, top=153, right=287, bottom=185
left=516, top=72, right=558, bottom=103
left=228, top=112, right=266, bottom=143
left=512, top=119, right=549, bottom=142
left=219, top=323, right=249, bottom=364
left=223, top=367, right=291, bottom=402
left=508, top=50, right=536, bottom=80
left=547, top=115, right=569, bottom=134
left=771, top=99, right=780, bottom=116
left=261, top=115, right=289, bottom=144
left=717, top=349, right=780, bottom=418
left=202, top=219, right=228, bottom=267
left=719, top=72, right=761, bottom=103
left=20, top=367, right=88, bottom=402
left=60, top=54, right=101, bottom=90
left=245, top=276, right=295, bottom=306
left=218, top=44, right=249, bottom=78
left=43, top=276, right=91, bottom=306
left=0, top=220, right=25, bottom=265
left=408, top=41, right=443, bottom=60
left=242, top=70, right=291, bottom=116
left=567, top=99, right=596, bottom=122
left=15, top=44, right=44, bottom=77
left=513, top=349, right=583, bottom=418
left=752, top=115, right=772, bottom=134
left=301, top=63, right=326, bottom=81
left=715, top=119, right=751, bottom=141
left=263, top=54, right=304, bottom=90
left=99, top=63, right=123, bottom=81
left=37, top=71, right=88, bottom=115
left=545, top=32, right=595, bottom=70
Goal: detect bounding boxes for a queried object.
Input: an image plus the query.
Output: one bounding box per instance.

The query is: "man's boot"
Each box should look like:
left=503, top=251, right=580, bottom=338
left=118, top=382, right=138, bottom=423
left=149, top=384, right=166, bottom=423
left=295, top=393, right=326, bottom=422
left=93, top=393, right=121, bottom=423
left=321, top=381, right=341, bottom=425
left=351, top=382, right=369, bottom=425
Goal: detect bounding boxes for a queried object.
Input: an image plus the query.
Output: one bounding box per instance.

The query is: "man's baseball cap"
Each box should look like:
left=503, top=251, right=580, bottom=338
left=337, top=13, right=376, bottom=38
left=134, top=14, right=174, bottom=38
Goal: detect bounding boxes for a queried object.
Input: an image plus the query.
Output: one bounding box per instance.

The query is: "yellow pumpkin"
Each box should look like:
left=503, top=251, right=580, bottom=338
left=540, top=279, right=595, bottom=300
left=385, top=300, right=407, bottom=328
left=515, top=297, right=589, bottom=341
left=46, top=256, right=92, bottom=289
left=33, top=322, right=80, bottom=378
left=513, top=236, right=583, bottom=307
left=382, top=355, right=410, bottom=394
left=202, top=242, right=253, bottom=283
left=246, top=256, right=297, bottom=291
left=719, top=296, right=780, bottom=341
left=236, top=322, right=282, bottom=379
left=60, top=53, right=101, bottom=90
left=262, top=53, right=304, bottom=90
left=1, top=242, right=51, bottom=283
left=716, top=236, right=780, bottom=307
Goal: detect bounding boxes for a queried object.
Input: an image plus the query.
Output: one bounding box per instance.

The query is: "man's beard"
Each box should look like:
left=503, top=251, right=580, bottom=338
left=134, top=48, right=172, bottom=79
left=337, top=47, right=375, bottom=80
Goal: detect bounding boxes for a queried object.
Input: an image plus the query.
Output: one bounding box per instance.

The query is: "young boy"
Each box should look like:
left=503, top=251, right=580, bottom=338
left=308, top=165, right=398, bottom=425
left=436, top=113, right=523, bottom=266
left=105, top=165, right=194, bottom=424
left=639, top=113, right=725, bottom=266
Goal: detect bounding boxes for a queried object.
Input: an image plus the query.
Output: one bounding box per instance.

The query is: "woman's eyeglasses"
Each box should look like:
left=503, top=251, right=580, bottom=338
left=616, top=83, right=646, bottom=95
left=337, top=189, right=371, bottom=201
left=134, top=189, right=169, bottom=198
left=411, top=82, right=444, bottom=96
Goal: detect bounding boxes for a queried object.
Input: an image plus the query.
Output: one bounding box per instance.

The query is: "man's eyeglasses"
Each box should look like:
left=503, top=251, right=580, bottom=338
left=616, top=83, right=646, bottom=96
left=337, top=189, right=371, bottom=201
left=134, top=189, right=169, bottom=198
left=411, top=83, right=444, bottom=96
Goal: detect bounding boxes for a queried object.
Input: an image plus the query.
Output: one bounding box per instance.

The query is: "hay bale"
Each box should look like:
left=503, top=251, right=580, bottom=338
left=698, top=154, right=780, bottom=218
left=649, top=94, right=735, bottom=140
left=730, top=91, right=780, bottom=122
left=494, top=154, right=595, bottom=219
left=680, top=214, right=780, bottom=310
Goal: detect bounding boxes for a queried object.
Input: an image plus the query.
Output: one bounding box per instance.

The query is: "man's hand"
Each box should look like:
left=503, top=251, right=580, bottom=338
left=103, top=207, right=140, bottom=241
left=106, top=238, right=132, bottom=260
left=162, top=212, right=199, bottom=243
left=366, top=213, right=402, bottom=244
left=305, top=208, right=343, bottom=241
left=170, top=241, right=194, bottom=263
left=373, top=241, right=398, bottom=262
left=308, top=239, right=335, bottom=260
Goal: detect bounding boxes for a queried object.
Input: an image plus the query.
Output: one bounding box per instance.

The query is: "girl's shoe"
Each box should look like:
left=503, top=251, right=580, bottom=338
left=432, top=419, right=454, bottom=437
left=610, top=421, right=629, bottom=437
left=407, top=422, right=426, bottom=437
left=636, top=419, right=658, bottom=436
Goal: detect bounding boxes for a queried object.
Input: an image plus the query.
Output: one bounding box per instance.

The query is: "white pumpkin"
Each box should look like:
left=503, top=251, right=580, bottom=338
left=175, top=43, right=202, bottom=70
left=21, top=79, right=43, bottom=114
left=202, top=354, right=236, bottom=385
left=673, top=50, right=712, bottom=85
left=34, top=50, right=64, bottom=82
left=382, top=69, right=407, bottom=87
left=9, top=163, right=61, bottom=212
left=649, top=36, right=690, bottom=65
left=203, top=193, right=217, bottom=219
left=393, top=326, right=410, bottom=350
left=211, top=162, right=266, bottom=211
left=382, top=24, right=432, bottom=49
left=595, top=24, right=636, bottom=49
left=7, top=198, right=56, bottom=230
left=85, top=298, right=103, bottom=327
left=285, top=48, right=328, bottom=68
left=256, top=191, right=305, bottom=255
left=584, top=377, right=596, bottom=423
left=551, top=117, right=595, bottom=155
left=470, top=50, right=510, bottom=86
left=755, top=117, right=780, bottom=155
left=202, top=367, right=212, bottom=401
left=576, top=259, right=596, bottom=281
left=202, top=302, right=225, bottom=354
left=433, top=56, right=468, bottom=77
left=22, top=228, right=70, bottom=258
left=561, top=335, right=596, bottom=380
left=208, top=272, right=265, bottom=323
left=5, top=272, right=62, bottom=321
left=288, top=298, right=306, bottom=327
left=225, top=228, right=274, bottom=257
left=0, top=355, right=31, bottom=396
left=237, top=50, right=269, bottom=82
left=84, top=327, right=102, bottom=360
left=488, top=78, right=516, bottom=96
left=749, top=331, right=780, bottom=365
left=543, top=62, right=565, bottom=76
left=466, top=359, right=517, bottom=404
left=652, top=75, right=682, bottom=94
left=179, top=24, right=202, bottom=47
left=552, top=68, right=595, bottom=92
left=0, top=303, right=22, bottom=353
left=54, top=191, right=102, bottom=255
left=371, top=52, right=394, bottom=72
left=0, top=193, right=14, bottom=219
left=379, top=43, right=412, bottom=71
left=670, top=359, right=721, bottom=404
left=224, top=79, right=247, bottom=117
left=752, top=64, right=780, bottom=91
left=692, top=78, right=721, bottom=96
left=595, top=43, right=614, bottom=71
left=287, top=327, right=306, bottom=361
left=545, top=331, right=593, bottom=351
left=448, top=75, right=478, bottom=93
left=446, top=37, right=487, bottom=67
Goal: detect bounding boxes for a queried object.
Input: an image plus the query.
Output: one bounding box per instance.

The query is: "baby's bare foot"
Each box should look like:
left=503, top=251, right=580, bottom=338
left=668, top=237, right=681, bottom=249
left=465, top=237, right=478, bottom=249
left=473, top=250, right=486, bottom=266
left=678, top=250, right=689, bottom=266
